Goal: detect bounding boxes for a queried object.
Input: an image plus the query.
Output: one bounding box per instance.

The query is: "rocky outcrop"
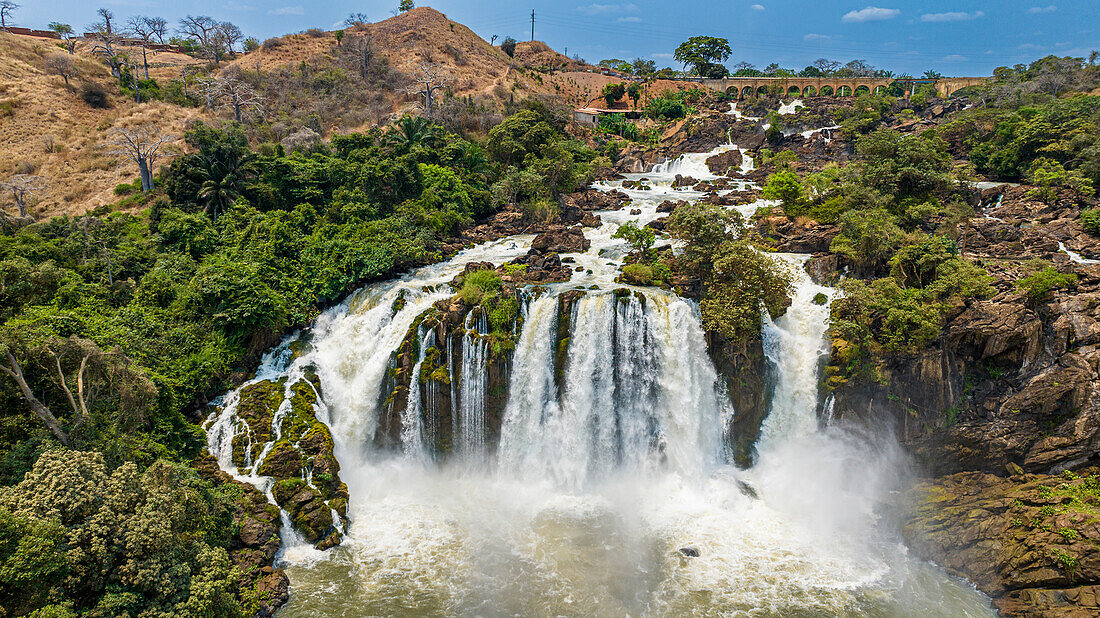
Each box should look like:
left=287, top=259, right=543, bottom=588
left=705, top=149, right=743, bottom=176
left=671, top=174, right=698, bottom=189
left=562, top=188, right=630, bottom=212
left=192, top=454, right=289, bottom=617
left=905, top=469, right=1100, bottom=616
left=706, top=331, right=772, bottom=467
left=531, top=226, right=591, bottom=253
left=229, top=377, right=349, bottom=549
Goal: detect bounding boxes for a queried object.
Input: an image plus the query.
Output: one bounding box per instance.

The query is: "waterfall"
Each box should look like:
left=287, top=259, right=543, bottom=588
left=497, top=291, right=724, bottom=488
left=205, top=115, right=995, bottom=616
left=755, top=253, right=836, bottom=454
left=458, top=311, right=489, bottom=455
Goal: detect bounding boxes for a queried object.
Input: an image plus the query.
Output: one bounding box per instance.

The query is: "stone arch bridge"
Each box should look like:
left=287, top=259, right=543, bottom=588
left=696, top=76, right=988, bottom=99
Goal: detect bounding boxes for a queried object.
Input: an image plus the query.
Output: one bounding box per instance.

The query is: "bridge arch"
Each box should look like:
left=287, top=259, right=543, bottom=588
left=786, top=85, right=800, bottom=96
left=854, top=85, right=870, bottom=96
left=819, top=85, right=834, bottom=96
left=803, top=85, right=817, bottom=96
left=742, top=86, right=754, bottom=98
left=756, top=85, right=769, bottom=96
left=836, top=85, right=853, bottom=96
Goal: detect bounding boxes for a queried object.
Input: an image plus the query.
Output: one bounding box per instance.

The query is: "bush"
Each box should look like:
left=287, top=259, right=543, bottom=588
left=620, top=263, right=654, bottom=285
left=459, top=269, right=502, bottom=304
left=644, top=93, right=686, bottom=120
left=243, top=37, right=260, bottom=52
left=1082, top=209, right=1100, bottom=236
left=1016, top=267, right=1077, bottom=303
left=113, top=178, right=142, bottom=196
left=80, top=81, right=109, bottom=108
left=261, top=37, right=285, bottom=51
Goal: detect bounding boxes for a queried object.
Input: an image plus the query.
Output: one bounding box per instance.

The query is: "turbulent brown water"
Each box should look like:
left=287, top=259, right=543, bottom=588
left=208, top=102, right=995, bottom=616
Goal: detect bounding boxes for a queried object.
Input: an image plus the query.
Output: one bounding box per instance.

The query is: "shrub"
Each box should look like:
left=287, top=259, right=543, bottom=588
left=113, top=179, right=141, bottom=196
left=80, top=81, right=109, bottom=108
left=305, top=28, right=325, bottom=38
left=644, top=93, right=686, bottom=120
left=459, top=269, right=502, bottom=304
left=1016, top=267, right=1077, bottom=303
left=1082, top=209, right=1100, bottom=236
left=262, top=37, right=285, bottom=51
left=602, top=83, right=626, bottom=106
left=699, top=241, right=793, bottom=342
left=620, top=263, right=654, bottom=285
left=612, top=221, right=655, bottom=254
left=243, top=37, right=260, bottom=52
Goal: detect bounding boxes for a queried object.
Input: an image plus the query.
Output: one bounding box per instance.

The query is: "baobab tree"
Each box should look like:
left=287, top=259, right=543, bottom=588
left=178, top=15, right=241, bottom=65
left=1, top=174, right=47, bottom=217
left=346, top=33, right=377, bottom=79
left=202, top=69, right=265, bottom=122
left=0, top=1, right=18, bottom=31
left=127, top=15, right=168, bottom=79
left=44, top=53, right=77, bottom=87
left=105, top=126, right=176, bottom=192
left=88, top=11, right=124, bottom=77
left=404, top=62, right=453, bottom=115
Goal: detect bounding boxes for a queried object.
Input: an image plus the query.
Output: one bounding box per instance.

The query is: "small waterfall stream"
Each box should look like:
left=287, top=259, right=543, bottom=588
left=204, top=106, right=995, bottom=616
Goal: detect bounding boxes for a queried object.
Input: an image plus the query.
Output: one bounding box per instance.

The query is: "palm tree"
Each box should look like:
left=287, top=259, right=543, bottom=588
left=384, top=115, right=441, bottom=150
left=195, top=151, right=256, bottom=219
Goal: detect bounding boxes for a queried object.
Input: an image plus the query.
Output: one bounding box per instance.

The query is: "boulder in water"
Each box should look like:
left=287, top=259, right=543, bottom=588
left=705, top=149, right=743, bottom=176
left=679, top=547, right=700, bottom=557
left=531, top=226, right=591, bottom=254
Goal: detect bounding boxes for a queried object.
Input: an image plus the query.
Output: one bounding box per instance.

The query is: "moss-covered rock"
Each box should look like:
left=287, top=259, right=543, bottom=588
left=905, top=469, right=1100, bottom=616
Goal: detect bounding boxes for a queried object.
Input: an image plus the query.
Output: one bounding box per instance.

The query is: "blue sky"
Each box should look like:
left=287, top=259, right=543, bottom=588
left=17, top=1, right=1100, bottom=76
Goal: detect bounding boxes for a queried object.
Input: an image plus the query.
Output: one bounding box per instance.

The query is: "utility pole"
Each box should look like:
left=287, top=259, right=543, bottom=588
left=530, top=9, right=535, bottom=41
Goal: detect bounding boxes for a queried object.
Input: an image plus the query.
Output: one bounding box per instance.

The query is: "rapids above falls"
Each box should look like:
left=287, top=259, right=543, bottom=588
left=205, top=110, right=995, bottom=616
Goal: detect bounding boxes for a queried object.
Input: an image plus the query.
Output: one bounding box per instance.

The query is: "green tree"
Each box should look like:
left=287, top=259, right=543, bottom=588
left=399, top=0, right=414, bottom=12
left=602, top=82, right=625, bottom=106
left=501, top=36, right=516, bottom=58
left=612, top=221, right=655, bottom=255
left=673, top=36, right=731, bottom=78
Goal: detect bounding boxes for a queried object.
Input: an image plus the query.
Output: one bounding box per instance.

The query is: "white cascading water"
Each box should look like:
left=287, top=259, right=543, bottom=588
left=457, top=311, right=489, bottom=456
left=205, top=107, right=995, bottom=616
left=755, top=253, right=836, bottom=451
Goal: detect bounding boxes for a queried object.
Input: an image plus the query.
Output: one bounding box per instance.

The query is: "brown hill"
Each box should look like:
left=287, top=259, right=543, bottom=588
left=0, top=32, right=207, bottom=217
left=0, top=7, right=672, bottom=217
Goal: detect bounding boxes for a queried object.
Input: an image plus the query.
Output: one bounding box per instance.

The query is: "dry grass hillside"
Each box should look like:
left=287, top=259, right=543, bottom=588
left=0, top=32, right=208, bottom=217
left=0, top=7, right=709, bottom=217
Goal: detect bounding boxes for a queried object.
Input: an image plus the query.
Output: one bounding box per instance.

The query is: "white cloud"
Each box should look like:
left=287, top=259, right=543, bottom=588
left=577, top=3, right=638, bottom=15
left=751, top=4, right=765, bottom=11
left=920, top=11, right=984, bottom=22
left=651, top=52, right=674, bottom=60
left=943, top=54, right=967, bottom=61
left=1028, top=5, right=1057, bottom=13
left=269, top=5, right=304, bottom=15
left=803, top=33, right=831, bottom=41
left=842, top=6, right=900, bottom=23
left=617, top=16, right=642, bottom=22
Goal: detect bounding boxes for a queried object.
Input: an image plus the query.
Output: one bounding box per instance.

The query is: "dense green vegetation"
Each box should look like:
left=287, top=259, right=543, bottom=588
left=0, top=105, right=602, bottom=615
left=665, top=203, right=793, bottom=341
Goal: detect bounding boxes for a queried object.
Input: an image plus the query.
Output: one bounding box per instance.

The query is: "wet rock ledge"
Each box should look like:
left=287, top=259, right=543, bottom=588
left=905, top=468, right=1100, bottom=616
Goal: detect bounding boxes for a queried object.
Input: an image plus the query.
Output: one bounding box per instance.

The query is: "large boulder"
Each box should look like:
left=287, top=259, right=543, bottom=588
left=705, top=149, right=743, bottom=176
left=562, top=188, right=630, bottom=211
left=531, top=226, right=590, bottom=253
